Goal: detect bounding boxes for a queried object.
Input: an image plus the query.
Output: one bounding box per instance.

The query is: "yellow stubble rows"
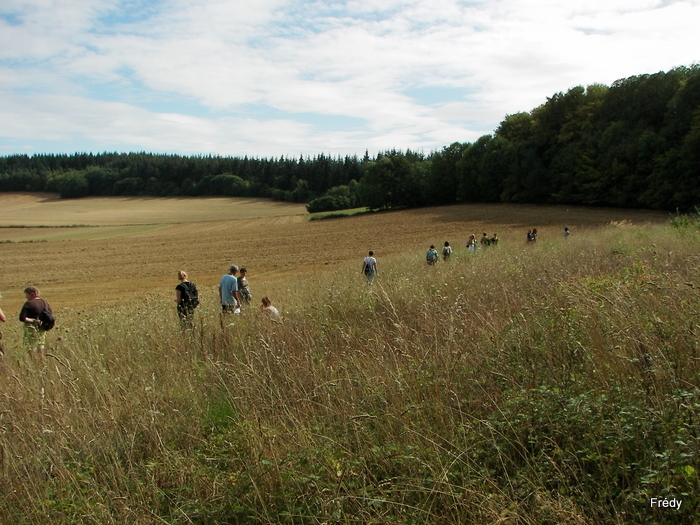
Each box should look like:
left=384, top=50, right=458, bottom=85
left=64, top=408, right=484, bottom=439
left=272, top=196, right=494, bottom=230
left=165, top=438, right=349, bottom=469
left=0, top=193, right=668, bottom=313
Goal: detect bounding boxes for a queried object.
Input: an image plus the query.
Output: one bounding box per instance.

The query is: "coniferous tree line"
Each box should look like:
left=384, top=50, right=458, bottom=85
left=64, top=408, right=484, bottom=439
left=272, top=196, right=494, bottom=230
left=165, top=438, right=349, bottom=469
left=1, top=65, right=699, bottom=211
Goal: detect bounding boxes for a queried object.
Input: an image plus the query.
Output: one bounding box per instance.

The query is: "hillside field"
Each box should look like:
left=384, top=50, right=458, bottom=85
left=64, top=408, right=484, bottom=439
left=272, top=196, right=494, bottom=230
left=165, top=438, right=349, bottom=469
left=1, top=193, right=696, bottom=524
left=0, top=193, right=667, bottom=313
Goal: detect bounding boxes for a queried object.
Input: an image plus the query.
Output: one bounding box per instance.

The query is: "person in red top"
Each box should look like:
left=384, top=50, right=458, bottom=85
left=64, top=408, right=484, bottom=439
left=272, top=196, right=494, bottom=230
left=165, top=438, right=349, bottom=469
left=19, top=286, right=52, bottom=355
left=0, top=300, right=6, bottom=357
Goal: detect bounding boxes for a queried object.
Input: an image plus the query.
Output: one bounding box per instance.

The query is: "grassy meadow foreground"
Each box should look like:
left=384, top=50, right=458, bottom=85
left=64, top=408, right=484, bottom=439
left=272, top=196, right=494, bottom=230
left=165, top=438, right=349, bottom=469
left=0, top=194, right=697, bottom=524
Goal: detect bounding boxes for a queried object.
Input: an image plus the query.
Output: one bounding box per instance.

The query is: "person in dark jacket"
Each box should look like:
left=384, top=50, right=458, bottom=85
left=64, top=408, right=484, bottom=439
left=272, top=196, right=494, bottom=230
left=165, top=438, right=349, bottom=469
left=175, top=271, right=197, bottom=330
left=19, top=286, right=52, bottom=354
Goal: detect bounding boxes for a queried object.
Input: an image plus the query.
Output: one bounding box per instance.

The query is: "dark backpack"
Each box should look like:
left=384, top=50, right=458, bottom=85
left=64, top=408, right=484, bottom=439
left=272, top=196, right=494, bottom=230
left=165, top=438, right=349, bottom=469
left=181, top=282, right=200, bottom=308
left=39, top=300, right=56, bottom=331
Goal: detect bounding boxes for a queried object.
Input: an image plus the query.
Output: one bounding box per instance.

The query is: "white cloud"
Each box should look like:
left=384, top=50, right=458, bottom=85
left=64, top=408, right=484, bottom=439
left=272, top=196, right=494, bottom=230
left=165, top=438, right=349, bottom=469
left=1, top=0, right=699, bottom=156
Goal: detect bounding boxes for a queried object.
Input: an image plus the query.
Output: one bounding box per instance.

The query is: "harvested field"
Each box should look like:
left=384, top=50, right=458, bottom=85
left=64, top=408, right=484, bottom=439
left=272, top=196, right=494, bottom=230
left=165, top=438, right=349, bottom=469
left=0, top=193, right=668, bottom=312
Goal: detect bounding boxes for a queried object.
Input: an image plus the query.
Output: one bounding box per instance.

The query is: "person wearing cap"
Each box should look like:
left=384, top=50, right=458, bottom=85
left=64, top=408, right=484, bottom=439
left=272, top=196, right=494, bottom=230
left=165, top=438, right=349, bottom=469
left=219, top=265, right=243, bottom=314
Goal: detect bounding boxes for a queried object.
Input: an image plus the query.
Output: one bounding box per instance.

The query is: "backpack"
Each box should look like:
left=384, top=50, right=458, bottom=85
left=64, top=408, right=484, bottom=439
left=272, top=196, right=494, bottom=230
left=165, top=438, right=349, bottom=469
left=427, top=249, right=438, bottom=263
left=181, top=282, right=200, bottom=308
left=39, top=300, right=56, bottom=331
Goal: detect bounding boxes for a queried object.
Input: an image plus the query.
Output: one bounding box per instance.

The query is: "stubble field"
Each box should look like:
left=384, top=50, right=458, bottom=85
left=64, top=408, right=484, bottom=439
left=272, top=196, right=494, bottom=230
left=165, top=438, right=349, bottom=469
left=1, top=192, right=697, bottom=524
left=0, top=192, right=668, bottom=313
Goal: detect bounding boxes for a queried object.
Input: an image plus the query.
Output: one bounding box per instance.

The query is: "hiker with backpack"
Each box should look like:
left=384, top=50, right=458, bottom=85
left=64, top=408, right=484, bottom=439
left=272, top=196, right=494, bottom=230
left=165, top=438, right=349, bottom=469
left=442, top=241, right=452, bottom=261
left=175, top=270, right=199, bottom=329
left=480, top=233, right=491, bottom=248
left=19, top=286, right=54, bottom=355
left=426, top=245, right=438, bottom=266
left=362, top=251, right=378, bottom=284
left=0, top=300, right=5, bottom=357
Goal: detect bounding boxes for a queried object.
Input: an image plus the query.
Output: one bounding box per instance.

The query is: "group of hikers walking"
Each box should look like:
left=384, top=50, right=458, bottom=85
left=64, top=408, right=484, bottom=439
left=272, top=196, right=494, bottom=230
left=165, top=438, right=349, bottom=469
left=361, top=228, right=519, bottom=281
left=175, top=265, right=279, bottom=330
left=425, top=232, right=501, bottom=265
left=2, top=226, right=573, bottom=355
left=0, top=266, right=276, bottom=356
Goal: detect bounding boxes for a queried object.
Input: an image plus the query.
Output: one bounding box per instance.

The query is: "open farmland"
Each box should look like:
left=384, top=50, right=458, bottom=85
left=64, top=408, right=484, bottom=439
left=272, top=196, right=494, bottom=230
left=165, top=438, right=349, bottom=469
left=0, top=192, right=668, bottom=312
left=1, top=193, right=698, bottom=524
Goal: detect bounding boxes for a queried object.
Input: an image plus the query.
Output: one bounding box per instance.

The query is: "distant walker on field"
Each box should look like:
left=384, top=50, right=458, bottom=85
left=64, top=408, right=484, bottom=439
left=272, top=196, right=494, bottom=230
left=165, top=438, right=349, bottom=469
left=426, top=245, right=438, bottom=265
left=362, top=251, right=378, bottom=284
left=0, top=299, right=6, bottom=357
left=442, top=241, right=452, bottom=261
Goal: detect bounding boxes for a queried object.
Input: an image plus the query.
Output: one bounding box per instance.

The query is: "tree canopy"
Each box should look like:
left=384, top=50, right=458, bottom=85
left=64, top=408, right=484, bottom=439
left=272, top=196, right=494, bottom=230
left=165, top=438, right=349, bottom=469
left=2, top=66, right=699, bottom=212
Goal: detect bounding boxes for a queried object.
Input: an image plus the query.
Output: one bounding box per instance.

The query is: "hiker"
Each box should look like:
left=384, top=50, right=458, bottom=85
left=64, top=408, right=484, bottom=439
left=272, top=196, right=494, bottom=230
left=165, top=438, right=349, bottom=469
left=175, top=270, right=198, bottom=329
left=442, top=241, right=452, bottom=261
left=480, top=233, right=491, bottom=248
left=490, top=233, right=499, bottom=246
left=362, top=251, right=378, bottom=284
left=564, top=227, right=570, bottom=238
left=526, top=229, right=534, bottom=243
left=466, top=234, right=477, bottom=253
left=260, top=296, right=280, bottom=318
left=426, top=245, right=438, bottom=265
left=0, top=302, right=5, bottom=357
left=238, top=268, right=252, bottom=305
left=19, top=286, right=53, bottom=354
left=219, top=265, right=243, bottom=315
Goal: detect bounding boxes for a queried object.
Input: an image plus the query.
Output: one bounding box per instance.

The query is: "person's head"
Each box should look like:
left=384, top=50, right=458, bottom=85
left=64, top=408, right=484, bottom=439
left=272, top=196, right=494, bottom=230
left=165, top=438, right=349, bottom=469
left=430, top=245, right=435, bottom=249
left=469, top=234, right=475, bottom=240
left=178, top=270, right=188, bottom=281
left=24, top=286, right=39, bottom=298
left=229, top=265, right=239, bottom=275
left=368, top=250, right=374, bottom=256
left=533, top=228, right=537, bottom=234
left=564, top=227, right=569, bottom=231
left=444, top=241, right=450, bottom=247
left=261, top=296, right=272, bottom=307
left=483, top=232, right=487, bottom=236
left=239, top=267, right=247, bottom=276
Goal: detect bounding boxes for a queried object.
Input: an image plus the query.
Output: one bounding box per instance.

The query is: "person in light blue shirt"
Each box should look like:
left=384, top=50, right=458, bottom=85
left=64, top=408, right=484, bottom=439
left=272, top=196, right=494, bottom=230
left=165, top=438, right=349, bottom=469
left=219, top=265, right=242, bottom=313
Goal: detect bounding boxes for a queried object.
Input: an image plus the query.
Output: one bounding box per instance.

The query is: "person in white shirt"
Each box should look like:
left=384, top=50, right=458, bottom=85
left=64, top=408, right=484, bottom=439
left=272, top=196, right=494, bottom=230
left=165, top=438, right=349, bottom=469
left=260, top=296, right=280, bottom=318
left=362, top=250, right=378, bottom=284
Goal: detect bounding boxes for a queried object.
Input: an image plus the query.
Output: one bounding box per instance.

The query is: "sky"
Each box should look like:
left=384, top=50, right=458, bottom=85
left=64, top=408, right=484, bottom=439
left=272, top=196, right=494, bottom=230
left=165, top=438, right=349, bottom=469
left=1, top=0, right=699, bottom=158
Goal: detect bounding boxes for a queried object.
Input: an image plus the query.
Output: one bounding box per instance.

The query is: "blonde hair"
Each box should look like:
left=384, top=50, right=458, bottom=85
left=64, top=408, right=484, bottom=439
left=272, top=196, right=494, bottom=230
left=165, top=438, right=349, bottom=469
left=178, top=271, right=188, bottom=281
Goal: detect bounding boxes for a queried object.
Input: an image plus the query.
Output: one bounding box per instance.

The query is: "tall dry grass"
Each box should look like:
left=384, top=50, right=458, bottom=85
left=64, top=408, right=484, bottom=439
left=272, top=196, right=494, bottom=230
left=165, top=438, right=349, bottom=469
left=1, top=220, right=699, bottom=524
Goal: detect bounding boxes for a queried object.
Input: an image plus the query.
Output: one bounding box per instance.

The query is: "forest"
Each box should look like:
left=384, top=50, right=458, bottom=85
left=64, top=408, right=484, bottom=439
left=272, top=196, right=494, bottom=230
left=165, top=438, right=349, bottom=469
left=1, top=65, right=699, bottom=212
